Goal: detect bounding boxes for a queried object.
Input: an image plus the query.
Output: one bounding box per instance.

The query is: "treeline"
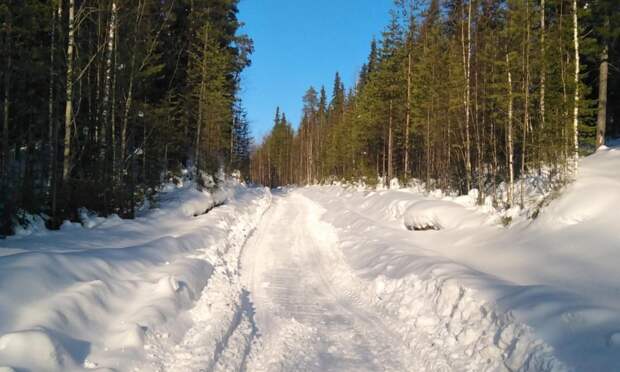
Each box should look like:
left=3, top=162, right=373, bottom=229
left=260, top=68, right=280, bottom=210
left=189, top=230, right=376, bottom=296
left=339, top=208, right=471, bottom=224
left=250, top=0, right=619, bottom=207
left=0, top=0, right=253, bottom=234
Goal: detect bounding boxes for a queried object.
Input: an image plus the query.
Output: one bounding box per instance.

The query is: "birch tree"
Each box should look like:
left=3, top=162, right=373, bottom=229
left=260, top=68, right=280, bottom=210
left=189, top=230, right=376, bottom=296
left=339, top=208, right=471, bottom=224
left=62, top=0, right=76, bottom=182
left=461, top=0, right=473, bottom=191
left=102, top=0, right=117, bottom=180
left=540, top=0, right=546, bottom=130
left=506, top=53, right=514, bottom=207
left=572, top=0, right=580, bottom=172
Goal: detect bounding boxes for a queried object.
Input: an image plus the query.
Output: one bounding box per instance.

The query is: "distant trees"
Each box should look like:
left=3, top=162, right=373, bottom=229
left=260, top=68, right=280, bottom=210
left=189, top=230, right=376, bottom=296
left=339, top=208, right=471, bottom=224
left=250, top=108, right=295, bottom=187
left=0, top=0, right=253, bottom=234
left=251, top=0, right=619, bottom=207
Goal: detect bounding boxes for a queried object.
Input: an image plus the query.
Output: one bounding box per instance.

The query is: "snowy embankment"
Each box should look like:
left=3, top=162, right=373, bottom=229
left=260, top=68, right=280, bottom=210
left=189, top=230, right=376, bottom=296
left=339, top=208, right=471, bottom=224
left=0, top=180, right=271, bottom=371
left=301, top=145, right=620, bottom=371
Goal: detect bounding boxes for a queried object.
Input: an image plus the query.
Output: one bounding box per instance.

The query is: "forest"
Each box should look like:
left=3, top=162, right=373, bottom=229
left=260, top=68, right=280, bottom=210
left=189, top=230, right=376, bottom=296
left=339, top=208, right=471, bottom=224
left=250, top=0, right=619, bottom=208
left=0, top=0, right=253, bottom=234
left=2, top=2, right=620, bottom=370
left=1, top=0, right=619, bottom=236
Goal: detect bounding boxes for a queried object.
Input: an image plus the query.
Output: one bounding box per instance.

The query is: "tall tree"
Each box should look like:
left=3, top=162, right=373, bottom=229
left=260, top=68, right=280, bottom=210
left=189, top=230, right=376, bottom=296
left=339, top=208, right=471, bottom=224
left=572, top=0, right=580, bottom=171
left=62, top=0, right=76, bottom=183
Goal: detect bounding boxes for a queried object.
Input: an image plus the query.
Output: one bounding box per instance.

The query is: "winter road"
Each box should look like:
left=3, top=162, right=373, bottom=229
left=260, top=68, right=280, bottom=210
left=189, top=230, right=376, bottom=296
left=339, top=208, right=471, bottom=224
left=241, top=191, right=416, bottom=371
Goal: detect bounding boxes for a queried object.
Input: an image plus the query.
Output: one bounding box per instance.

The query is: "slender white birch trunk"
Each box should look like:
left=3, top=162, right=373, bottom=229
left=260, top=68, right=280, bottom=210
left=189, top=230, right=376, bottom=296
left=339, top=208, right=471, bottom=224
left=572, top=0, right=580, bottom=172
left=506, top=54, right=514, bottom=207
left=540, top=0, right=546, bottom=129
left=102, top=1, right=117, bottom=154
left=63, top=0, right=76, bottom=182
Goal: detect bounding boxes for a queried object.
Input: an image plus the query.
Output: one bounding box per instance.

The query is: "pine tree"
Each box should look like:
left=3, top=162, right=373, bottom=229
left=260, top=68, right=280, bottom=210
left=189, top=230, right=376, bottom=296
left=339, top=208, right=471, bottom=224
left=250, top=0, right=611, bottom=210
left=0, top=0, right=253, bottom=234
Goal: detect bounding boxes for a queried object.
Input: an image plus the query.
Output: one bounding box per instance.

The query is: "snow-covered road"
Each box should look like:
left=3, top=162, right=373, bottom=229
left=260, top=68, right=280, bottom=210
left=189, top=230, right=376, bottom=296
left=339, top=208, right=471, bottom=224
left=242, top=192, right=416, bottom=371
left=2, top=145, right=620, bottom=371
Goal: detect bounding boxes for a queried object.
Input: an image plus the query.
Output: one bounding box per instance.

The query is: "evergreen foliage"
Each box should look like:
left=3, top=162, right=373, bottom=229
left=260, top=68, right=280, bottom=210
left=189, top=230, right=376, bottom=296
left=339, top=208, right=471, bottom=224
left=0, top=0, right=253, bottom=234
left=251, top=0, right=619, bottom=205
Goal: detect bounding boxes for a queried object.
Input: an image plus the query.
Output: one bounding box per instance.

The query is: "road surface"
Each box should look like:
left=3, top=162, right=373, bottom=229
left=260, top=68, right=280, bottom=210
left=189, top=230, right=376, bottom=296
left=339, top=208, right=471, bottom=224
left=242, top=191, right=416, bottom=371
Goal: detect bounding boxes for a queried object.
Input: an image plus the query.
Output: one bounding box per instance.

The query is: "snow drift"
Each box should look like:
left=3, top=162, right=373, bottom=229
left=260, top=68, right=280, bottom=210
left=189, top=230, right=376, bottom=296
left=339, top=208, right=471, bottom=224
left=0, top=180, right=271, bottom=371
left=1, top=146, right=618, bottom=371
left=301, top=145, right=620, bottom=371
left=403, top=199, right=488, bottom=230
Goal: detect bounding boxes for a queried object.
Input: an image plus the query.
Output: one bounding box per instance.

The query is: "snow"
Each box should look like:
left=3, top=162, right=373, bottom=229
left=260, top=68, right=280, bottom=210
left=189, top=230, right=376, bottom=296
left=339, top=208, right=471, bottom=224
left=298, top=188, right=562, bottom=371
left=298, top=144, right=620, bottom=371
left=242, top=192, right=419, bottom=371
left=1, top=146, right=619, bottom=371
left=0, top=179, right=271, bottom=371
left=403, top=199, right=489, bottom=230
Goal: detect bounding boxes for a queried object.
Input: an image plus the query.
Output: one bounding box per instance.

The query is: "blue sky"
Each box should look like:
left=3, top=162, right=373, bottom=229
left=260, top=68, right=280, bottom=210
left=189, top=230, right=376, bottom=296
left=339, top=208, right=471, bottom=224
left=238, top=0, right=394, bottom=141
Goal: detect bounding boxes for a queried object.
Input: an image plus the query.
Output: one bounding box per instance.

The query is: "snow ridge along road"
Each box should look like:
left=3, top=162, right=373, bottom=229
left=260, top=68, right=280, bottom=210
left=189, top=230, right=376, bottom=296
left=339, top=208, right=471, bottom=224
left=147, top=187, right=272, bottom=372
left=239, top=189, right=568, bottom=372
left=0, top=181, right=273, bottom=372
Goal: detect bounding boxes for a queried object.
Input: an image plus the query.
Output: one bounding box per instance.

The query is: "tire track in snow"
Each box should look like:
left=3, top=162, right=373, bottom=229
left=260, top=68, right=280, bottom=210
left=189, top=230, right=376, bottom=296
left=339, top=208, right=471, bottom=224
left=145, top=190, right=272, bottom=372
left=241, top=191, right=418, bottom=371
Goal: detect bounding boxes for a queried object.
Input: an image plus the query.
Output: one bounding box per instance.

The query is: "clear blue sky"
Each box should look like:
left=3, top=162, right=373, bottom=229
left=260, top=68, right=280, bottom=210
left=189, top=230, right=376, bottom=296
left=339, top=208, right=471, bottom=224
left=238, top=0, right=394, bottom=141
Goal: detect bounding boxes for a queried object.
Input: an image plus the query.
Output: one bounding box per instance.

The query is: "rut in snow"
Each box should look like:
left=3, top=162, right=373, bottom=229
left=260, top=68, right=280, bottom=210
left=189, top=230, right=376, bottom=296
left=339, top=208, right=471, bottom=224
left=240, top=191, right=420, bottom=371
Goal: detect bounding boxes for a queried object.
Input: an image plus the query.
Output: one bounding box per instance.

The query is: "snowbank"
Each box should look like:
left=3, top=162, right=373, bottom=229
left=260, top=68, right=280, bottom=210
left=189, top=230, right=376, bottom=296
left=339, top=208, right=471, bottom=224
left=0, top=180, right=271, bottom=371
left=403, top=199, right=488, bottom=230
left=301, top=145, right=620, bottom=371
left=536, top=147, right=620, bottom=228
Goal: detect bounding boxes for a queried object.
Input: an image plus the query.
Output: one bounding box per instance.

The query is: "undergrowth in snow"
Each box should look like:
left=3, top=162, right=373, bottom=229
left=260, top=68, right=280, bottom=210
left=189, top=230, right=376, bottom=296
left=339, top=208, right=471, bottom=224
left=325, top=162, right=568, bottom=230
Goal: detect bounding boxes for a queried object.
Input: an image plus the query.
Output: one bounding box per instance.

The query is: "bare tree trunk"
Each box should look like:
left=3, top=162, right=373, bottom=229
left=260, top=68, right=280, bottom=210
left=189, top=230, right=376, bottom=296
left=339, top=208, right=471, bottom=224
left=596, top=38, right=608, bottom=149
left=461, top=0, right=473, bottom=191
left=121, top=10, right=141, bottom=172
left=63, top=0, right=76, bottom=182
left=230, top=114, right=235, bottom=167
left=305, top=120, right=312, bottom=184
left=382, top=125, right=386, bottom=184
left=491, top=99, right=498, bottom=205
left=559, top=1, right=569, bottom=180
left=195, top=25, right=209, bottom=179
left=111, top=17, right=118, bottom=180
left=267, top=150, right=271, bottom=187
left=475, top=69, right=484, bottom=204
left=163, top=143, right=168, bottom=182
left=48, top=4, right=57, bottom=181
left=447, top=110, right=451, bottom=191
left=571, top=0, right=579, bottom=172
left=540, top=0, right=546, bottom=130
left=404, top=48, right=412, bottom=178
left=49, top=1, right=62, bottom=219
left=121, top=66, right=133, bottom=169
left=143, top=119, right=147, bottom=179
left=506, top=53, right=514, bottom=207
left=298, top=126, right=303, bottom=182
left=2, top=24, right=11, bottom=180
left=95, top=8, right=102, bottom=145
left=426, top=107, right=431, bottom=190
left=388, top=100, right=394, bottom=186
left=308, top=124, right=313, bottom=183
left=521, top=0, right=530, bottom=208
left=102, top=1, right=117, bottom=159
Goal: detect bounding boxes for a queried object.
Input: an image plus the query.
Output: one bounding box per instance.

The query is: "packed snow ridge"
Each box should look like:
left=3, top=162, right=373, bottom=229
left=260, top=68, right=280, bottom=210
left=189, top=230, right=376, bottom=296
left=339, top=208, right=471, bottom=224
left=1, top=145, right=620, bottom=371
